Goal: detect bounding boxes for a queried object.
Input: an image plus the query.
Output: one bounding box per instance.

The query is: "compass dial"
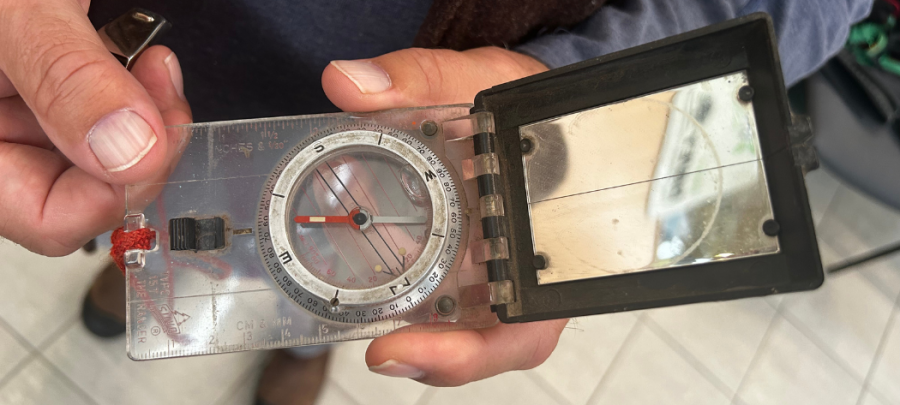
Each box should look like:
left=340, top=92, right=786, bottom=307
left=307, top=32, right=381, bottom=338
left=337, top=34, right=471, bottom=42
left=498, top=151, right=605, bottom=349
left=258, top=126, right=464, bottom=323
left=288, top=149, right=433, bottom=290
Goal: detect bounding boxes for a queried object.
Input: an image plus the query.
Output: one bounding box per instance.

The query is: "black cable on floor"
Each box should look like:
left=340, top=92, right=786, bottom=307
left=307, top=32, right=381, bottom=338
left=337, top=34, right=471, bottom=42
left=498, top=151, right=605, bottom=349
left=827, top=241, right=900, bottom=273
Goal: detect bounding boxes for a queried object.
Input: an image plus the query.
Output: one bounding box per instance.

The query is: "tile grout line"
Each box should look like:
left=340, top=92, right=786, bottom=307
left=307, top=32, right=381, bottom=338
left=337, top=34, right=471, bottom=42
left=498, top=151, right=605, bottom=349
left=777, top=282, right=893, bottom=402
left=584, top=313, right=643, bottom=405
left=0, top=315, right=35, bottom=351
left=854, top=291, right=900, bottom=405
left=36, top=315, right=80, bottom=351
left=817, top=183, right=900, bottom=265
left=776, top=262, right=900, bottom=395
left=0, top=317, right=46, bottom=392
left=32, top=318, right=101, bottom=405
left=815, top=182, right=845, bottom=229
left=778, top=306, right=869, bottom=383
left=36, top=356, right=101, bottom=405
left=0, top=316, right=99, bottom=405
left=812, top=178, right=900, bottom=402
left=521, top=318, right=584, bottom=405
left=756, top=239, right=900, bottom=405
left=211, top=352, right=269, bottom=405
left=329, top=377, right=364, bottom=405
left=0, top=352, right=38, bottom=392
left=812, top=175, right=843, bottom=229
left=814, top=185, right=871, bottom=261
left=856, top=254, right=900, bottom=303
left=523, top=370, right=573, bottom=405
left=412, top=386, right=438, bottom=405
left=642, top=315, right=735, bottom=399
left=729, top=303, right=782, bottom=405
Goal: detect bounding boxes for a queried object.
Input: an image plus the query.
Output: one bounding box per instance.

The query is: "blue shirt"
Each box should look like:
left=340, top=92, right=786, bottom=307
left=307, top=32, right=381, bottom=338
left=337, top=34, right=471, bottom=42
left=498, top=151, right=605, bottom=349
left=517, top=0, right=874, bottom=87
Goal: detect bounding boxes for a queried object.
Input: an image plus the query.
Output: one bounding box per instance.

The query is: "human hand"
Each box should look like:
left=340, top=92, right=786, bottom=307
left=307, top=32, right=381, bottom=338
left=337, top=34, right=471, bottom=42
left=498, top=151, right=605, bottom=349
left=0, top=0, right=192, bottom=256
left=322, top=46, right=568, bottom=387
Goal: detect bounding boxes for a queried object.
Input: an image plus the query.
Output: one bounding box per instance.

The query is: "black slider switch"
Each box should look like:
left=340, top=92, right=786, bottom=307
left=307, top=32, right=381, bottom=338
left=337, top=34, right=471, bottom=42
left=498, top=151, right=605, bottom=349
left=169, top=217, right=226, bottom=251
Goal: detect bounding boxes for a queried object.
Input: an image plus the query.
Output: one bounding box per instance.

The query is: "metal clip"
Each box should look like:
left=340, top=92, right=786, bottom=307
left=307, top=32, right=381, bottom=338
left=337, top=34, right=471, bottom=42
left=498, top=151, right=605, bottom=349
left=479, top=194, right=505, bottom=218
left=98, top=8, right=171, bottom=70
left=471, top=237, right=510, bottom=263
left=458, top=280, right=516, bottom=307
left=462, top=153, right=500, bottom=180
left=442, top=112, right=496, bottom=141
left=123, top=213, right=149, bottom=270
left=124, top=250, right=146, bottom=270
left=124, top=213, right=147, bottom=232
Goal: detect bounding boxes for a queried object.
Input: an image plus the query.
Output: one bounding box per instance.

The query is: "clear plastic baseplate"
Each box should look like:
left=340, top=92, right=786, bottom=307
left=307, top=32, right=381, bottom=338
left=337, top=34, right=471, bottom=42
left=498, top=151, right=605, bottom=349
left=123, top=105, right=502, bottom=360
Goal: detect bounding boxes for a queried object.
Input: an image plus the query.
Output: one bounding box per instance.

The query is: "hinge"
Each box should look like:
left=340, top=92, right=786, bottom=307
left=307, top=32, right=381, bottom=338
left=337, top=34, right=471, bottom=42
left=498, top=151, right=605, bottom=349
left=444, top=112, right=515, bottom=296
left=788, top=114, right=819, bottom=175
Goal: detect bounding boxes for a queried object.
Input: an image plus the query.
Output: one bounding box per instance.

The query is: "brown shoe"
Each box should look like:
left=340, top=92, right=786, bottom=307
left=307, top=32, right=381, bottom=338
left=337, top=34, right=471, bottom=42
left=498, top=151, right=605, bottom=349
left=255, top=349, right=330, bottom=405
left=81, top=262, right=127, bottom=338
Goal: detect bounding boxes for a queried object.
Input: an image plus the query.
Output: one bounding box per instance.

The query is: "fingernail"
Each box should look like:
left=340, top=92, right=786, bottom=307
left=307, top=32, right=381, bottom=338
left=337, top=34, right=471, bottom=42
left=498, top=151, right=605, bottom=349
left=331, top=60, right=391, bottom=94
left=164, top=52, right=185, bottom=100
left=369, top=360, right=425, bottom=379
left=88, top=110, right=157, bottom=172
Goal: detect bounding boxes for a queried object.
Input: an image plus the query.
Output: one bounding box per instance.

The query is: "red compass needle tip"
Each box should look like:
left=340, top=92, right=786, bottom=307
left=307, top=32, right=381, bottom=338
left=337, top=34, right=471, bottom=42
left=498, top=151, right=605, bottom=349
left=294, top=215, right=351, bottom=224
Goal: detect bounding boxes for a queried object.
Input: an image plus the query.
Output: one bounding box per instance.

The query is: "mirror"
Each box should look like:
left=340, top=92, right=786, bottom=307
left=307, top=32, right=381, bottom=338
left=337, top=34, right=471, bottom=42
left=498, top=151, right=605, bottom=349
left=519, top=71, right=780, bottom=285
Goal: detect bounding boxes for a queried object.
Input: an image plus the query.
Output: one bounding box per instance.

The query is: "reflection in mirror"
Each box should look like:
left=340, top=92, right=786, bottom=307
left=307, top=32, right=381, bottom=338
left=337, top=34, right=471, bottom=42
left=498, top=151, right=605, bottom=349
left=519, top=71, right=780, bottom=285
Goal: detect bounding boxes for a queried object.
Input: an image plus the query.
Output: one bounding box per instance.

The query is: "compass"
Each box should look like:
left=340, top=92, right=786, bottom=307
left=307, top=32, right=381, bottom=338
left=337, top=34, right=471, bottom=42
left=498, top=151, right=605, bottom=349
left=257, top=125, right=465, bottom=324
left=124, top=15, right=824, bottom=359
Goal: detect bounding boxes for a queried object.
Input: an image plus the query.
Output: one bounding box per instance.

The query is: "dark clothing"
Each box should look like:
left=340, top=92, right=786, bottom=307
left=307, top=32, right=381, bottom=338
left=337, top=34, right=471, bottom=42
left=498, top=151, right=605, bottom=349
left=89, top=0, right=433, bottom=120
left=412, top=0, right=608, bottom=49
left=88, top=0, right=872, bottom=123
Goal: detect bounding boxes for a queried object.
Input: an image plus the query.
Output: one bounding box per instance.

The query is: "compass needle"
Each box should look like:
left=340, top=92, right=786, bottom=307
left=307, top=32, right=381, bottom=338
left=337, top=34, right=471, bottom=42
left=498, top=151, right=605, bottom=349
left=370, top=215, right=427, bottom=224
left=259, top=126, right=461, bottom=324
left=294, top=215, right=352, bottom=225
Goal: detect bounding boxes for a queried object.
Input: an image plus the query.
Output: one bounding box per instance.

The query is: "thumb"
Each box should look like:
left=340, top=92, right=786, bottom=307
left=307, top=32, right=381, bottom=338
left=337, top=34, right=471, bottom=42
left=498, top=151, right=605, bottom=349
left=365, top=319, right=568, bottom=386
left=0, top=0, right=167, bottom=184
left=322, top=47, right=547, bottom=112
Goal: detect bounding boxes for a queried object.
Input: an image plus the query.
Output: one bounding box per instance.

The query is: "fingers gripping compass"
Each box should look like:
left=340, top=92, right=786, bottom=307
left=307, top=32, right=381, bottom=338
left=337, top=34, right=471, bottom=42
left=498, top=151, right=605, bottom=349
left=260, top=127, right=463, bottom=323
left=121, top=15, right=825, bottom=360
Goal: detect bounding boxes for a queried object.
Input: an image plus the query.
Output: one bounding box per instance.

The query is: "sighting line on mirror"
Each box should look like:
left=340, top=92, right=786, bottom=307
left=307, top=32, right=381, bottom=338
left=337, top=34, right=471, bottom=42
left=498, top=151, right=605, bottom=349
left=530, top=158, right=760, bottom=205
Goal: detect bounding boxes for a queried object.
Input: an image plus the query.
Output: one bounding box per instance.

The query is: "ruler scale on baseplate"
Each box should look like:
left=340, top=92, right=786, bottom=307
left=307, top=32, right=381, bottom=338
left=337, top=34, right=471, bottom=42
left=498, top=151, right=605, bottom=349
left=122, top=14, right=825, bottom=360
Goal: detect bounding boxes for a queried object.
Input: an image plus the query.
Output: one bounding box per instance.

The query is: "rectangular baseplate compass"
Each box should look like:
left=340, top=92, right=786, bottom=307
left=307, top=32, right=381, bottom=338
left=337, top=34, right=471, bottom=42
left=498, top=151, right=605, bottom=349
left=123, top=14, right=823, bottom=360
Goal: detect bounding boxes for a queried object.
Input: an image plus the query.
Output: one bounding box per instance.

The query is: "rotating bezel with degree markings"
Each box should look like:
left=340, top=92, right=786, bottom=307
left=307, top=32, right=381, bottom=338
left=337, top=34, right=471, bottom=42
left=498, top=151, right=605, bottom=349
left=257, top=125, right=465, bottom=324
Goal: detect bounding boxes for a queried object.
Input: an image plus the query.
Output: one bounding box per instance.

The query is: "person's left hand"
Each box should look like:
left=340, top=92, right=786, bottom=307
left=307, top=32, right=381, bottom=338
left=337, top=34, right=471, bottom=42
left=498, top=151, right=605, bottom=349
left=322, top=47, right=568, bottom=387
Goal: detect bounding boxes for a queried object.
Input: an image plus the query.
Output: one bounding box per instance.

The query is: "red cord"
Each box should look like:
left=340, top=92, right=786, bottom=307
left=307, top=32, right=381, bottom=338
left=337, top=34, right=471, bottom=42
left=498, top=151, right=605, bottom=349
left=109, top=227, right=155, bottom=274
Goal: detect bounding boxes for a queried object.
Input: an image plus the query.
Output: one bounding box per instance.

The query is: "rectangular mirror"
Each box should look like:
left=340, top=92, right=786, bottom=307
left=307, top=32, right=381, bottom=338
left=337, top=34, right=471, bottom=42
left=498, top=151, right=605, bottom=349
left=519, top=72, right=780, bottom=285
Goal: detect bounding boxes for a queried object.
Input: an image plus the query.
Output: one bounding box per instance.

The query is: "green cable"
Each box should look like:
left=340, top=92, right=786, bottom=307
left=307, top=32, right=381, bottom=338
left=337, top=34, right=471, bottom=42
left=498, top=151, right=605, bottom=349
left=878, top=54, right=900, bottom=75
left=848, top=23, right=888, bottom=57
left=847, top=17, right=900, bottom=75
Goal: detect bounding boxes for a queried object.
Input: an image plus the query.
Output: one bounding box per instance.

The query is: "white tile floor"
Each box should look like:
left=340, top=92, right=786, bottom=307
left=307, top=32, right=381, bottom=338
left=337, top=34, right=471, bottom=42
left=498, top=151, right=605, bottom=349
left=0, top=165, right=899, bottom=405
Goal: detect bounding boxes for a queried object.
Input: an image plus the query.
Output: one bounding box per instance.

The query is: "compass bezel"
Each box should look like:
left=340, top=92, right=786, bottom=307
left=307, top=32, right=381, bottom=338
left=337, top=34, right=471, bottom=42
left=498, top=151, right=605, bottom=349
left=257, top=126, right=466, bottom=323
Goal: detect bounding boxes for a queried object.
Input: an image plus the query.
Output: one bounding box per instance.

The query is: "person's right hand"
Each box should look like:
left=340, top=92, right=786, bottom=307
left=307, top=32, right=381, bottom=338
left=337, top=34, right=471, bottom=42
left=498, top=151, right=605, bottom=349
left=0, top=0, right=192, bottom=256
